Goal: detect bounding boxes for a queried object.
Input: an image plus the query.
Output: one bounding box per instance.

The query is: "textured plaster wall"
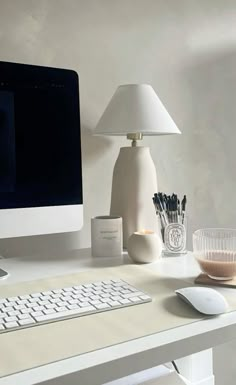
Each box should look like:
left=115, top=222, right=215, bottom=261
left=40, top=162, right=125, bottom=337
left=0, top=0, right=235, bottom=258
left=0, top=2, right=235, bottom=382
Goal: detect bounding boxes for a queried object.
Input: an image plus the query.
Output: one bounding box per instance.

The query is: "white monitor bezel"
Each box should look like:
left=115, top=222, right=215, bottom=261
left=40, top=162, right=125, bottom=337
left=0, top=205, right=83, bottom=238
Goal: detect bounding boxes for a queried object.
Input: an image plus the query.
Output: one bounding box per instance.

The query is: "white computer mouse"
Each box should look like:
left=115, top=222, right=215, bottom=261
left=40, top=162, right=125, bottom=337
left=175, top=286, right=228, bottom=315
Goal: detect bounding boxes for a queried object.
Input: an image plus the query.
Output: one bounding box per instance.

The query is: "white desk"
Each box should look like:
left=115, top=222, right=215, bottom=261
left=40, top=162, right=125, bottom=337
left=0, top=249, right=235, bottom=385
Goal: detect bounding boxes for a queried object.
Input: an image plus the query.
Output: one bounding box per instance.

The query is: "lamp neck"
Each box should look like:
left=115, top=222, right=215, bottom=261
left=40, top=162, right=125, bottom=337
left=127, top=133, right=143, bottom=147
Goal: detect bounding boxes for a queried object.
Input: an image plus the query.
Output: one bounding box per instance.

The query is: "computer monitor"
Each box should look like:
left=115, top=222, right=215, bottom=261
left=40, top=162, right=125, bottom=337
left=0, top=61, right=83, bottom=240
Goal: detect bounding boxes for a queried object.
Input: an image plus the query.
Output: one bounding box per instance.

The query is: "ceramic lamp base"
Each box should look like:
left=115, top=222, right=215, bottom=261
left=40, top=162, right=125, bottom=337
left=110, top=146, right=158, bottom=248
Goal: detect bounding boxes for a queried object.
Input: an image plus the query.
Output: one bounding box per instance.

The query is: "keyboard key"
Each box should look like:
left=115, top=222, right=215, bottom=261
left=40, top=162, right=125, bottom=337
left=101, top=298, right=110, bottom=303
left=0, top=324, right=5, bottom=330
left=31, top=311, right=44, bottom=317
left=57, top=301, right=67, bottom=307
left=63, top=287, right=73, bottom=292
left=94, top=303, right=110, bottom=310
left=33, top=306, right=44, bottom=312
left=31, top=293, right=41, bottom=298
left=16, top=299, right=28, bottom=305
left=5, top=321, right=19, bottom=329
left=140, top=295, right=151, bottom=301
left=15, top=304, right=26, bottom=310
left=122, top=292, right=144, bottom=299
left=83, top=292, right=92, bottom=297
left=112, top=296, right=122, bottom=301
left=50, top=298, right=59, bottom=304
left=21, top=308, right=32, bottom=314
left=73, top=285, right=83, bottom=290
left=68, top=299, right=78, bottom=305
left=42, top=291, right=52, bottom=296
left=93, top=290, right=103, bottom=295
left=8, top=310, right=20, bottom=316
left=4, top=307, right=14, bottom=312
left=101, top=293, right=110, bottom=298
left=51, top=293, right=61, bottom=299
left=107, top=301, right=120, bottom=307
left=19, top=295, right=31, bottom=300
left=72, top=294, right=83, bottom=299
left=7, top=301, right=17, bottom=307
left=89, top=295, right=100, bottom=300
left=41, top=295, right=51, bottom=300
left=44, top=308, right=56, bottom=315
left=121, top=290, right=131, bottom=294
left=8, top=297, right=19, bottom=302
left=80, top=297, right=89, bottom=302
left=80, top=302, right=90, bottom=307
left=18, top=313, right=32, bottom=320
left=119, top=299, right=131, bottom=305
left=29, top=298, right=38, bottom=303
left=38, top=300, right=50, bottom=306
left=130, top=297, right=142, bottom=303
left=34, top=306, right=95, bottom=322
left=56, top=306, right=68, bottom=312
left=63, top=296, right=72, bottom=302
left=67, top=304, right=79, bottom=310
left=19, top=318, right=36, bottom=326
left=113, top=282, right=123, bottom=287
left=52, top=289, right=63, bottom=294
left=4, top=316, right=18, bottom=322
left=89, top=300, right=102, bottom=305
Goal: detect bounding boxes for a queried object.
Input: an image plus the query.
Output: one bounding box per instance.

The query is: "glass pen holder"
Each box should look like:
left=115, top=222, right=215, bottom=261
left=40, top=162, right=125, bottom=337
left=159, top=215, right=187, bottom=256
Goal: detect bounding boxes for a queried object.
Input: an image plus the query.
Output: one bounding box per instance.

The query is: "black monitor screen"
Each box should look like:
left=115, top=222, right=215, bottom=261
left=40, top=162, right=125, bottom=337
left=0, top=61, right=82, bottom=209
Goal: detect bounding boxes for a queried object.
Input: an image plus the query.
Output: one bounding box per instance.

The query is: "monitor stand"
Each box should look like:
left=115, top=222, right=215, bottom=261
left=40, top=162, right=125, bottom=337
left=0, top=269, right=9, bottom=279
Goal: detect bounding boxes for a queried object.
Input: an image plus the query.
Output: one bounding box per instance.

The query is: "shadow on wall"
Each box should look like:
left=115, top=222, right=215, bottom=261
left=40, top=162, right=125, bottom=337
left=80, top=124, right=111, bottom=164
left=181, top=46, right=236, bottom=242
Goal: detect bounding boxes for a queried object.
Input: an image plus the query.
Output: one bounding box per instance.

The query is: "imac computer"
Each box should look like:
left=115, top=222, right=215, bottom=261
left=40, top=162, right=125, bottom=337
left=0, top=61, right=83, bottom=244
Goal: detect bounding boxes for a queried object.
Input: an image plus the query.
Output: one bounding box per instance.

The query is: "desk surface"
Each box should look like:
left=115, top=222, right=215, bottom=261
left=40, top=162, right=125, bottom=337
left=0, top=250, right=236, bottom=385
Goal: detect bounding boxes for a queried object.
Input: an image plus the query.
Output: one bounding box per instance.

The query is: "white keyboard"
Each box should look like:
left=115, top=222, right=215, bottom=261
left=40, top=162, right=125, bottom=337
left=0, top=279, right=151, bottom=333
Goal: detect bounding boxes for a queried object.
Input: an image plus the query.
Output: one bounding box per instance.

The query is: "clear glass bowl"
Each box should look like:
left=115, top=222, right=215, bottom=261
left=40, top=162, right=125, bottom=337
left=193, top=228, right=236, bottom=280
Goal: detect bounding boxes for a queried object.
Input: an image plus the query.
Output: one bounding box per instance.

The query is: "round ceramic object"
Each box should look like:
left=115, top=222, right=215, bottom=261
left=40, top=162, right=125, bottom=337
left=127, top=230, right=163, bottom=263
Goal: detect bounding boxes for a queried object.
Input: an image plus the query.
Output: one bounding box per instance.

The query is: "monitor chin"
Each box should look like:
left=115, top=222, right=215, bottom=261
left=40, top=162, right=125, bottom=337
left=0, top=205, right=83, bottom=239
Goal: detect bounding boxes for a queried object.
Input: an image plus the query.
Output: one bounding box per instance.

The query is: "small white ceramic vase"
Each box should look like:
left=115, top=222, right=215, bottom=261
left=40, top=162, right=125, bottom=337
left=127, top=230, right=163, bottom=263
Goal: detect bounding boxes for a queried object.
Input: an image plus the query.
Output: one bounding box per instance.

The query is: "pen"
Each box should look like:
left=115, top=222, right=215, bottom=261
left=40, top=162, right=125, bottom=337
left=181, top=195, right=187, bottom=224
left=153, top=192, right=187, bottom=226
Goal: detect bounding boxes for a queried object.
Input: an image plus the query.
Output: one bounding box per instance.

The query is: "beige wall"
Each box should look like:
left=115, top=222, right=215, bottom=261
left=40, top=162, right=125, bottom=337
left=0, top=0, right=236, bottom=258
left=0, top=2, right=235, bottom=382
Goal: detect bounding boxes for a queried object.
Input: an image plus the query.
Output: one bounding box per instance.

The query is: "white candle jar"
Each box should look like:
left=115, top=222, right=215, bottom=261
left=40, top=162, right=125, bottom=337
left=127, top=230, right=163, bottom=263
left=91, top=216, right=123, bottom=257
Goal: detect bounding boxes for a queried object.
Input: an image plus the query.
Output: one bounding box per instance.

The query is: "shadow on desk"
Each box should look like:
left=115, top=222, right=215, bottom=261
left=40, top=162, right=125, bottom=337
left=162, top=295, right=201, bottom=319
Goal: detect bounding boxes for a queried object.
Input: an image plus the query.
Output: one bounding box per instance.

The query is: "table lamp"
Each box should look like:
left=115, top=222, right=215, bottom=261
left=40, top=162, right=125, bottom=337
left=94, top=84, right=181, bottom=247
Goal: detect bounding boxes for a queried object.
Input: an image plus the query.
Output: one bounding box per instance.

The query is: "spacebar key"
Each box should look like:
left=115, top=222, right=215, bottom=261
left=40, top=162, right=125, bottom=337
left=34, top=306, right=96, bottom=322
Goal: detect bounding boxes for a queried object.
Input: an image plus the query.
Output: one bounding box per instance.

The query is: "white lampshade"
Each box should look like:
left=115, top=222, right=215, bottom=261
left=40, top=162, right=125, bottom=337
left=94, top=84, right=181, bottom=136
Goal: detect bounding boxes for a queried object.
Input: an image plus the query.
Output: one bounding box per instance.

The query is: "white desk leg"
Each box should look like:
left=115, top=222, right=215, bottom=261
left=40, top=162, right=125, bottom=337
left=175, top=349, right=214, bottom=385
